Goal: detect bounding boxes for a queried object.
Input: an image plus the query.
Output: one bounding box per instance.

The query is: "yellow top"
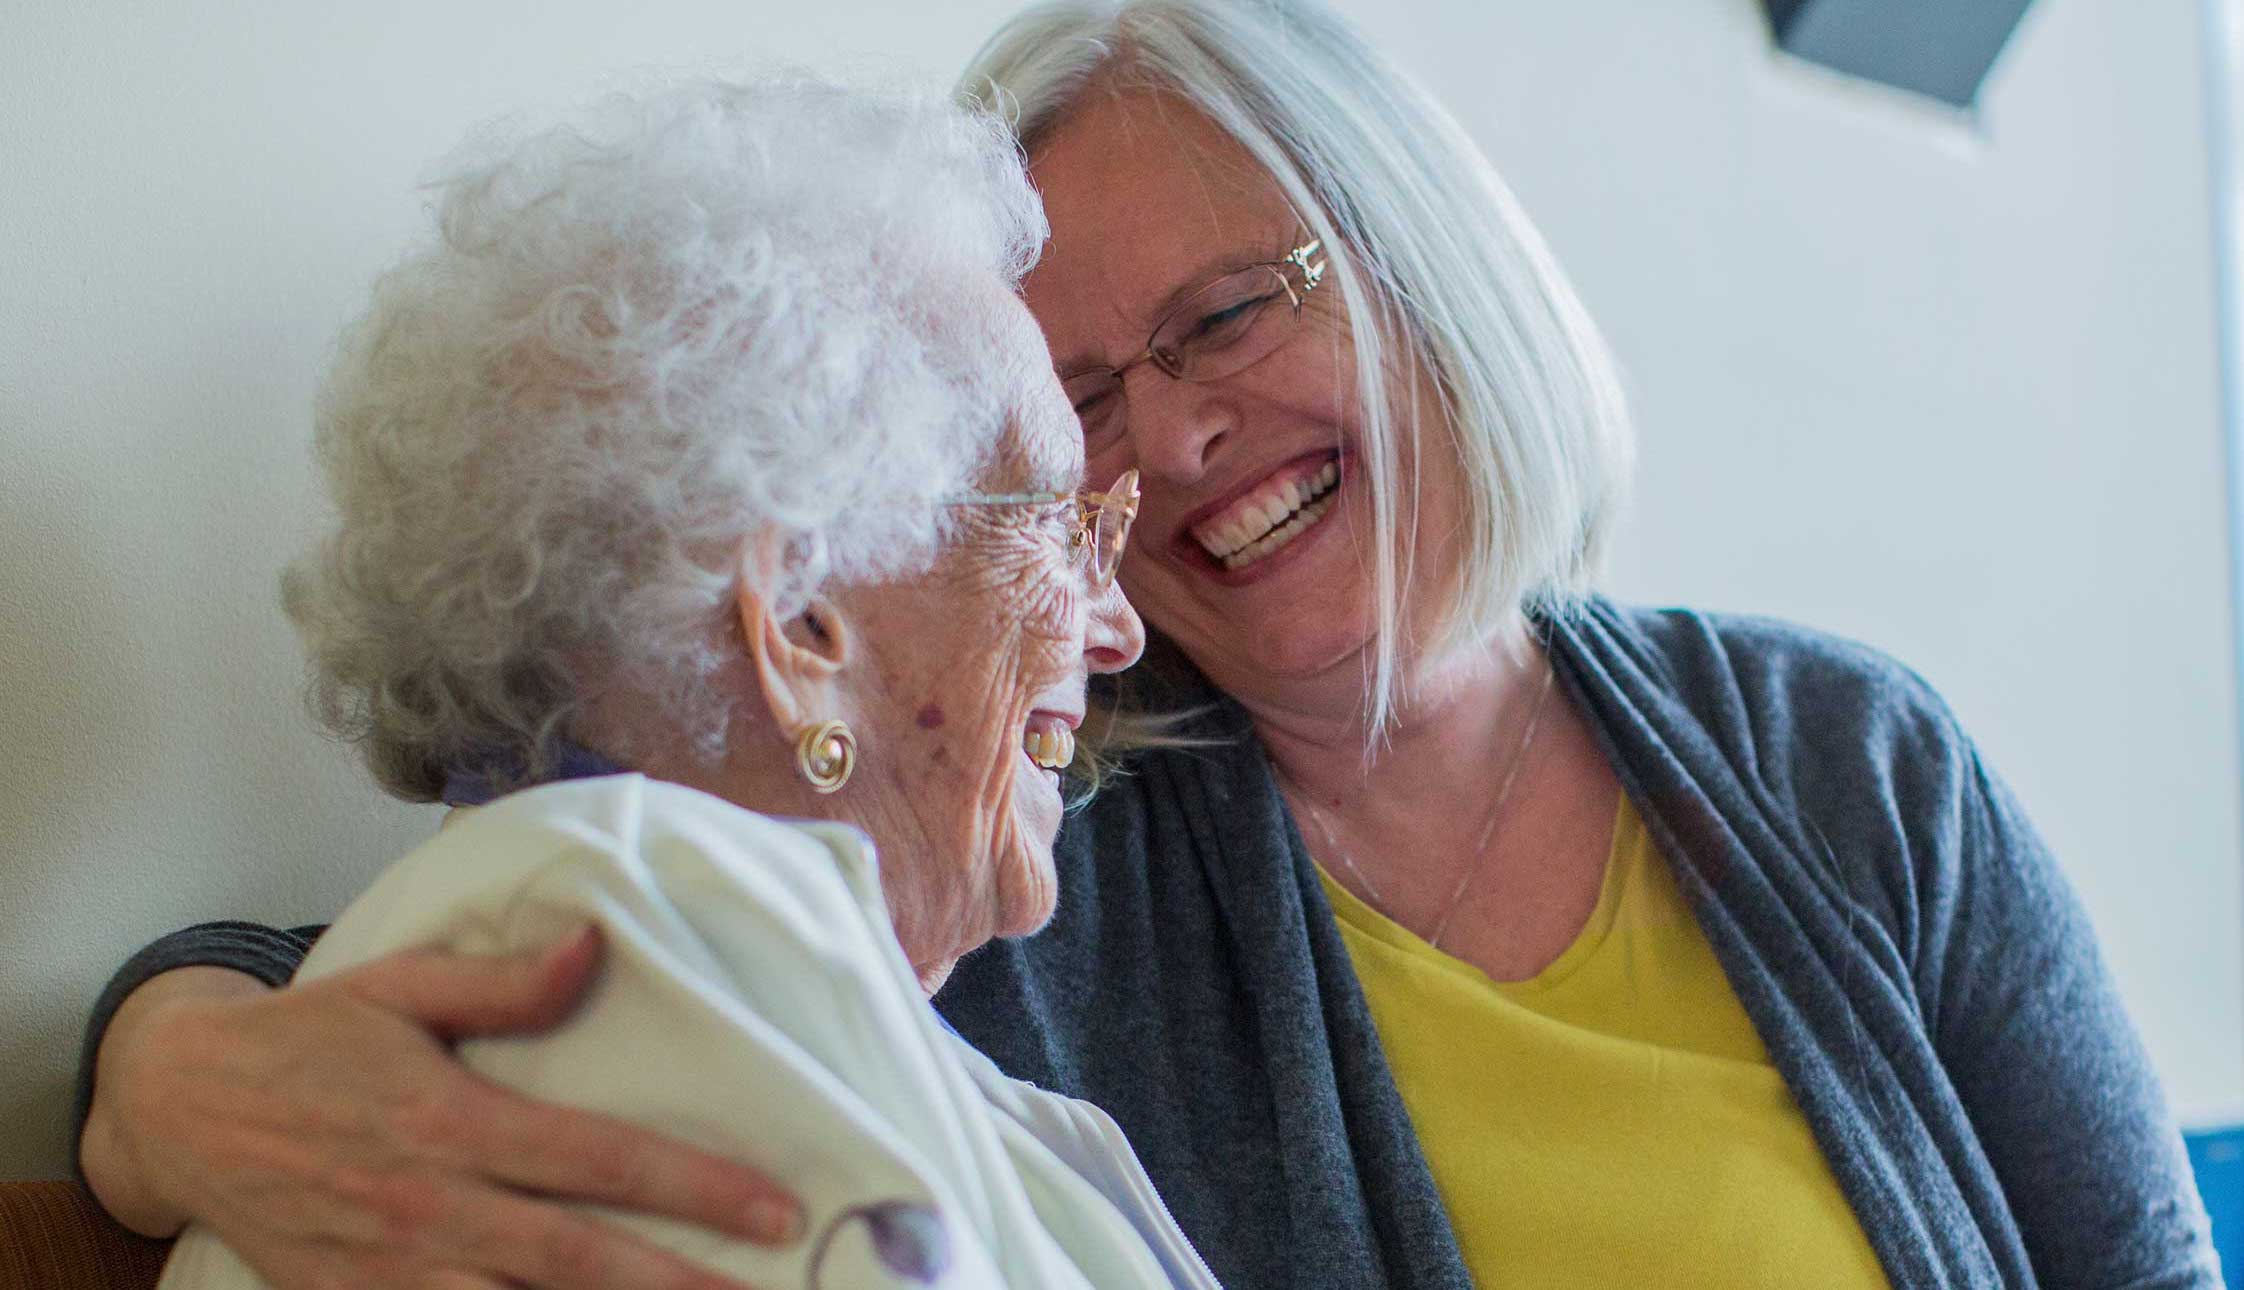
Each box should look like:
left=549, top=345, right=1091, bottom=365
left=1318, top=797, right=1890, bottom=1289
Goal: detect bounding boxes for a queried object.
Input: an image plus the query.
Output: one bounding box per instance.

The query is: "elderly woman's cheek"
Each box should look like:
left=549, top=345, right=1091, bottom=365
left=1011, top=553, right=1085, bottom=645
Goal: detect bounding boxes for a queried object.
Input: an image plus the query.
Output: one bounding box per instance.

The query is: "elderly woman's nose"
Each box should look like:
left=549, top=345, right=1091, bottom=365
left=1084, top=581, right=1145, bottom=674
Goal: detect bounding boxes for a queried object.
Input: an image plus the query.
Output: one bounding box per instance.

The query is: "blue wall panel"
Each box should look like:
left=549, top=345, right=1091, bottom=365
left=2190, top=1125, right=2244, bottom=1282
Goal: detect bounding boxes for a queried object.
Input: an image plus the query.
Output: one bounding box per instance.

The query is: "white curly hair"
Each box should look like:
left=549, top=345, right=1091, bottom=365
left=284, top=74, right=1049, bottom=802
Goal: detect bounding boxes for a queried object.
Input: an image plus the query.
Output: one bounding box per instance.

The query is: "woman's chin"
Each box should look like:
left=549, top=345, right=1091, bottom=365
left=1006, top=886, right=1060, bottom=939
left=1181, top=609, right=1375, bottom=695
left=1148, top=549, right=1378, bottom=691
left=995, top=842, right=1061, bottom=939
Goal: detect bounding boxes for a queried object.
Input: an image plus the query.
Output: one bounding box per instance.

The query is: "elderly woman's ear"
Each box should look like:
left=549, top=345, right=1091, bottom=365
left=734, top=539, right=855, bottom=742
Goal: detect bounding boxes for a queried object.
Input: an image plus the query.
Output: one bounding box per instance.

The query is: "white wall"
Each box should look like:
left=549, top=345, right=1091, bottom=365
left=1396, top=0, right=2244, bottom=1124
left=1, top=0, right=2236, bottom=1181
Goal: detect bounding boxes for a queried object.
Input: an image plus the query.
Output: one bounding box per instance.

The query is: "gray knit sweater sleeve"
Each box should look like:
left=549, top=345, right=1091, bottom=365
left=72, top=921, right=323, bottom=1184
left=1920, top=705, right=2217, bottom=1288
left=1614, top=606, right=2220, bottom=1289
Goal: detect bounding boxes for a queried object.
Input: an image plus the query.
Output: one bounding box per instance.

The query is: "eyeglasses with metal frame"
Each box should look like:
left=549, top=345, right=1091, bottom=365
left=941, top=468, right=1142, bottom=591
left=1059, top=239, right=1328, bottom=453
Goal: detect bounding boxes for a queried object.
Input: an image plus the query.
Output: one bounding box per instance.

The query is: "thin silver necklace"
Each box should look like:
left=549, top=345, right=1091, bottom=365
left=1291, top=658, right=1557, bottom=953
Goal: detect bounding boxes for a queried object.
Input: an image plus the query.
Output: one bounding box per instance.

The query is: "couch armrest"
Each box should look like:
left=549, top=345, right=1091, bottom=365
left=0, top=1180, right=172, bottom=1290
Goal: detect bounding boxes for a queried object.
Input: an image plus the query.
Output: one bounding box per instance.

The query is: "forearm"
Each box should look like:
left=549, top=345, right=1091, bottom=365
left=61, top=900, right=798, bottom=1290
left=74, top=920, right=322, bottom=1228
left=80, top=966, right=274, bottom=1236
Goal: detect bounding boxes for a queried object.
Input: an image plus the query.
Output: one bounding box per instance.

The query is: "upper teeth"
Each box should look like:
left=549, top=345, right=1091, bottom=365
left=1195, top=460, right=1341, bottom=568
left=1025, top=726, right=1075, bottom=770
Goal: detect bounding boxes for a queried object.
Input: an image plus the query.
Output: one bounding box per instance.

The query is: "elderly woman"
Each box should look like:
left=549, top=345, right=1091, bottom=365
left=124, top=75, right=1236, bottom=1290
left=80, top=3, right=2221, bottom=1289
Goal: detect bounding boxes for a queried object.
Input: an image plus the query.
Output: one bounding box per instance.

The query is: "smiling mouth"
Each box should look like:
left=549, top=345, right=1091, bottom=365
left=1190, top=454, right=1342, bottom=571
left=1022, top=714, right=1076, bottom=771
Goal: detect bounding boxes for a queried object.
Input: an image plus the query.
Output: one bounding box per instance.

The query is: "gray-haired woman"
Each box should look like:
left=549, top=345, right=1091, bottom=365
left=79, top=3, right=2221, bottom=1289
left=105, top=75, right=1236, bottom=1290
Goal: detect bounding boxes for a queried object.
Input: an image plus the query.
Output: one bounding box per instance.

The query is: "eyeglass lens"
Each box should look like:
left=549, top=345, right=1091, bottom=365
left=1065, top=264, right=1303, bottom=445
left=1087, top=470, right=1138, bottom=588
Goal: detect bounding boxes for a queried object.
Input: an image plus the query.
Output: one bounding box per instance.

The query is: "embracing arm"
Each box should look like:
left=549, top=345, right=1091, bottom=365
left=75, top=920, right=801, bottom=1290
left=80, top=960, right=299, bottom=1234
left=214, top=778, right=1166, bottom=1289
left=76, top=921, right=324, bottom=1209
left=1924, top=745, right=2220, bottom=1289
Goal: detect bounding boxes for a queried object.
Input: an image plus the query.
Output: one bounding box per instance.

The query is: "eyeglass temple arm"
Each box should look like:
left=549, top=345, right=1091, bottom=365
left=939, top=492, right=1071, bottom=506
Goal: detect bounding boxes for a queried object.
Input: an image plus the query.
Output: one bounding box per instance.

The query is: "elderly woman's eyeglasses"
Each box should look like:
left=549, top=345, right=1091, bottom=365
left=943, top=468, right=1141, bottom=591
left=1061, top=240, right=1327, bottom=451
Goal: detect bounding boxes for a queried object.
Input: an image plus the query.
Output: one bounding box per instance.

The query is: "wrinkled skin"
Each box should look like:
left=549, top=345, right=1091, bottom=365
left=80, top=285, right=1145, bottom=1288
left=1021, top=89, right=1622, bottom=983
left=690, top=282, right=1144, bottom=990
left=86, top=71, right=1619, bottom=1290
left=1023, top=89, right=1472, bottom=722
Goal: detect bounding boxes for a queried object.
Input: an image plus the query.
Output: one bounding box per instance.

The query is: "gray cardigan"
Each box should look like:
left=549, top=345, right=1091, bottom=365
left=79, top=600, right=2220, bottom=1287
left=933, top=600, right=2221, bottom=1288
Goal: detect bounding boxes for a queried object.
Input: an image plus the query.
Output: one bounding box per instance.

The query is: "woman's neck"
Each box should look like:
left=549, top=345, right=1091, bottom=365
left=1247, top=617, right=1546, bottom=881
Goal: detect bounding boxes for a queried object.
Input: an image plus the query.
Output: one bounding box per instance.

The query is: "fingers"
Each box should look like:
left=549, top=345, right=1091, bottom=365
left=419, top=1274, right=514, bottom=1290
left=346, top=926, right=605, bottom=1039
left=459, top=1081, right=804, bottom=1248
left=467, top=1186, right=773, bottom=1290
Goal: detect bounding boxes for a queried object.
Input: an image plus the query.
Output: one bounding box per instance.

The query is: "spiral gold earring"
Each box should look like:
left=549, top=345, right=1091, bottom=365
left=795, top=720, right=856, bottom=793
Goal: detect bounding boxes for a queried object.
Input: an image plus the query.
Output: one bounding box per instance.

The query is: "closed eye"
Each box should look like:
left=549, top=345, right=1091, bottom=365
left=1179, top=291, right=1280, bottom=350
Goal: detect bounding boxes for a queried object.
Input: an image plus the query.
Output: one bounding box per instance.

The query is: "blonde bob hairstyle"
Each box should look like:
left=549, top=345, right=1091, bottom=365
left=962, top=0, right=1633, bottom=734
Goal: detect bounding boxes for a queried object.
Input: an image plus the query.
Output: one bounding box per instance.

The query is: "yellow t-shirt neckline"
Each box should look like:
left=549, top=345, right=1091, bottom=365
left=1317, top=795, right=1892, bottom=1289
left=1319, top=797, right=1635, bottom=1000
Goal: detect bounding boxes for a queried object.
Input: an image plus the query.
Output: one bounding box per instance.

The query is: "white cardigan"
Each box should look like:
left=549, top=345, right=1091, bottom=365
left=159, top=775, right=1222, bottom=1290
